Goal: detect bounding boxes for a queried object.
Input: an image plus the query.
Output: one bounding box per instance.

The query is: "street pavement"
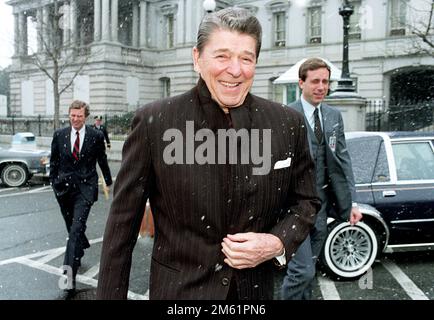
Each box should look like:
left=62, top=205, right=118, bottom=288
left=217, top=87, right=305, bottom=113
left=1, top=155, right=434, bottom=301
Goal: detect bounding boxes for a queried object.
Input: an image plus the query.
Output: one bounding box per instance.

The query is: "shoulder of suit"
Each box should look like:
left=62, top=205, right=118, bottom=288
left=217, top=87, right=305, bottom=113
left=321, top=102, right=340, bottom=114
left=249, top=95, right=305, bottom=126
left=137, top=89, right=194, bottom=115
left=53, top=126, right=69, bottom=137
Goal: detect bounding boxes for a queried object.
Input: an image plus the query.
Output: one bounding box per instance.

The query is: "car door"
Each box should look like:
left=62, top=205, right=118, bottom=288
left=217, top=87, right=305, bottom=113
left=373, top=139, right=434, bottom=245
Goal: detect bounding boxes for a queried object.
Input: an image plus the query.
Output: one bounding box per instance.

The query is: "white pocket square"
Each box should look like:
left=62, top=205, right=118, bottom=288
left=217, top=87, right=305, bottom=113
left=274, top=157, right=292, bottom=170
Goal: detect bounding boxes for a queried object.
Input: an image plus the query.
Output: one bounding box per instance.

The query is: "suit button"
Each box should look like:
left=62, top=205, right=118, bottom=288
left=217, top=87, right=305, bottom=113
left=221, top=277, right=230, bottom=286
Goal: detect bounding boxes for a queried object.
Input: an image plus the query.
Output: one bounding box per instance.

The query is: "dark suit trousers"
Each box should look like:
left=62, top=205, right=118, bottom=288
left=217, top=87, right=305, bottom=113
left=281, top=191, right=328, bottom=300
left=57, top=186, right=92, bottom=277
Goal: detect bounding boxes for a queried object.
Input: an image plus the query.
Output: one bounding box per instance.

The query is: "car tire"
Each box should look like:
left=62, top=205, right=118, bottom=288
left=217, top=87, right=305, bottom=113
left=1, top=163, right=29, bottom=187
left=321, top=221, right=378, bottom=280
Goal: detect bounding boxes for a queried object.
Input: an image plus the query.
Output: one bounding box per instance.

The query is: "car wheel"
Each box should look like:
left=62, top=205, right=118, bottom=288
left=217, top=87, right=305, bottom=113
left=1, top=163, right=29, bottom=187
left=321, top=221, right=378, bottom=279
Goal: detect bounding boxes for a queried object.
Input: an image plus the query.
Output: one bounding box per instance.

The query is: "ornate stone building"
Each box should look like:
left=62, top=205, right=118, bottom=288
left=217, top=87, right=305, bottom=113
left=6, top=0, right=434, bottom=117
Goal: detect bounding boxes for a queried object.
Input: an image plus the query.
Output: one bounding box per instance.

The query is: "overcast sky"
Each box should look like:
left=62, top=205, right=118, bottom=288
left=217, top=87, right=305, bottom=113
left=0, top=0, right=14, bottom=69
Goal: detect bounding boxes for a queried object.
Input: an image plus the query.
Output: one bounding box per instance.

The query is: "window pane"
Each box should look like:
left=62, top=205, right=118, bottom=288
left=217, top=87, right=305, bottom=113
left=393, top=142, right=434, bottom=180
left=373, top=142, right=390, bottom=183
left=166, top=14, right=174, bottom=48
left=349, top=1, right=361, bottom=39
left=390, top=0, right=406, bottom=31
left=286, top=84, right=297, bottom=104
left=274, top=12, right=286, bottom=46
left=347, top=137, right=382, bottom=184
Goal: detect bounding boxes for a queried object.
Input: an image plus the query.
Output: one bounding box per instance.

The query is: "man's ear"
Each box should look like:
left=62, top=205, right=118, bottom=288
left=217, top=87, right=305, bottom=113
left=298, top=79, right=304, bottom=90
left=192, top=47, right=201, bottom=74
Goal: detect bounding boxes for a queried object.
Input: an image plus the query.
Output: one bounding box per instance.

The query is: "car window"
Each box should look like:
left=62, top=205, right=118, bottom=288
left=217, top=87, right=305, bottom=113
left=372, top=141, right=390, bottom=183
left=347, top=137, right=381, bottom=184
left=393, top=141, right=434, bottom=180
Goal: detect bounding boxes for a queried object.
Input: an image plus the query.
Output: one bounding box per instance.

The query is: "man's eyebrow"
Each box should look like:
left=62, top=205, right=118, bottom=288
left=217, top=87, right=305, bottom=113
left=212, top=48, right=256, bottom=58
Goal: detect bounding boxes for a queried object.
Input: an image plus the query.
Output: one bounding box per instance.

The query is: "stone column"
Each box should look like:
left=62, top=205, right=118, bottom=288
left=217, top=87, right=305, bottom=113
left=63, top=1, right=71, bottom=46
left=177, top=0, right=185, bottom=45
left=36, top=9, right=43, bottom=52
left=324, top=94, right=367, bottom=131
left=185, top=0, right=194, bottom=43
left=132, top=3, right=139, bottom=47
left=70, top=0, right=78, bottom=46
left=139, top=0, right=147, bottom=47
left=43, top=6, right=51, bottom=50
left=101, top=0, right=110, bottom=41
left=94, top=0, right=101, bottom=42
left=13, top=13, right=20, bottom=55
left=111, top=0, right=118, bottom=42
left=19, top=12, right=27, bottom=56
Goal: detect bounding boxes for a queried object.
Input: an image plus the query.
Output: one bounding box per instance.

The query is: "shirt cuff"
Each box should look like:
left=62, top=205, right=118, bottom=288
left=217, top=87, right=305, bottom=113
left=352, top=202, right=358, bottom=208
left=274, top=248, right=286, bottom=266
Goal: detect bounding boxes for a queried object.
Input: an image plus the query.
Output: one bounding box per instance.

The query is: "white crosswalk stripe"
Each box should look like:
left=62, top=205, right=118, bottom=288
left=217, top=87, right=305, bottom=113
left=0, top=237, right=147, bottom=300
left=317, top=274, right=341, bottom=300
left=382, top=260, right=429, bottom=300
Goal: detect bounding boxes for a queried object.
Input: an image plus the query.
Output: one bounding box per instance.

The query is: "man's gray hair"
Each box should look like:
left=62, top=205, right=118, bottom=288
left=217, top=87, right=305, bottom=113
left=196, top=7, right=262, bottom=61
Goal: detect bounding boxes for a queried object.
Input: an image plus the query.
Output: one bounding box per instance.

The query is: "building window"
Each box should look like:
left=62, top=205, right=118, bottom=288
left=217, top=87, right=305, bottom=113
left=348, top=0, right=361, bottom=40
left=160, top=77, right=170, bottom=98
left=308, top=6, right=322, bottom=44
left=165, top=14, right=174, bottom=48
left=159, top=4, right=178, bottom=49
left=390, top=0, right=407, bottom=36
left=273, top=12, right=286, bottom=47
left=270, top=78, right=283, bottom=103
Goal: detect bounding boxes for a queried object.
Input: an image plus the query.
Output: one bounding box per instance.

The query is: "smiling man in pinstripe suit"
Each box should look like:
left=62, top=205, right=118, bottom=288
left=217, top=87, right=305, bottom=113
left=97, top=8, right=320, bottom=300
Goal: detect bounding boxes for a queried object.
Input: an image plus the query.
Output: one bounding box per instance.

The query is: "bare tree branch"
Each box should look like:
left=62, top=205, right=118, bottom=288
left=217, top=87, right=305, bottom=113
left=24, top=0, right=92, bottom=129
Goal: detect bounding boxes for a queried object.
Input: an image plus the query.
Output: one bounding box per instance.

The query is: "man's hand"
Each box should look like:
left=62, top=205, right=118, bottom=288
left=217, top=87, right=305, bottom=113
left=350, top=207, right=362, bottom=225
left=221, top=232, right=284, bottom=269
left=103, top=185, right=110, bottom=200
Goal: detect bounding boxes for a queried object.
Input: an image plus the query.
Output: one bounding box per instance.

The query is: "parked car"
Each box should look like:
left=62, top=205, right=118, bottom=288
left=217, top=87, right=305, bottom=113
left=320, top=131, right=434, bottom=279
left=0, top=144, right=50, bottom=187
left=11, top=132, right=37, bottom=150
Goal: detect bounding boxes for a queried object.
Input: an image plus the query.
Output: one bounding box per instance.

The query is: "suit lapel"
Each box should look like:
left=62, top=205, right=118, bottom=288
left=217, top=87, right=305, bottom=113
left=64, top=129, right=72, bottom=158
left=293, top=100, right=314, bottom=156
left=321, top=104, right=337, bottom=149
left=80, top=126, right=92, bottom=158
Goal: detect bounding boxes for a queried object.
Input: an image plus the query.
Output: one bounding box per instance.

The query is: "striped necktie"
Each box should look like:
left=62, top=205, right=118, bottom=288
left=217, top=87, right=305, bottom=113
left=72, top=131, right=80, bottom=160
left=314, top=108, right=323, bottom=142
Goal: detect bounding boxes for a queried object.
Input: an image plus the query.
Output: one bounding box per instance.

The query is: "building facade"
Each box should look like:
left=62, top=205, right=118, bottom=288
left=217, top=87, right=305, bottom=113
left=6, top=0, right=434, bottom=117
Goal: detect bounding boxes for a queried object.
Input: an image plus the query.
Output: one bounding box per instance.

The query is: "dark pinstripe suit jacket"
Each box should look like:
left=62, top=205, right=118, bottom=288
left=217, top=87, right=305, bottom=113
left=97, top=79, right=320, bottom=300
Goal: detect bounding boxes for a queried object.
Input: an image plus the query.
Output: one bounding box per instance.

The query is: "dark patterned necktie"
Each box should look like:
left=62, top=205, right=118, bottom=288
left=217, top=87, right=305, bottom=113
left=314, top=108, right=323, bottom=142
left=72, top=131, right=80, bottom=160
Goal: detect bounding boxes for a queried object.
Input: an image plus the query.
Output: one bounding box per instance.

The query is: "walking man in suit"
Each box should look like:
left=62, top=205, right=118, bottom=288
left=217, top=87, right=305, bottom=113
left=97, top=8, right=320, bottom=300
left=281, top=58, right=363, bottom=300
left=92, top=115, right=111, bottom=150
left=50, top=100, right=112, bottom=297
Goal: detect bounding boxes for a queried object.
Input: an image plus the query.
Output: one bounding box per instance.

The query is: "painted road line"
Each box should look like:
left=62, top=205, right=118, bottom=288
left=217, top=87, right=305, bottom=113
left=382, top=260, right=429, bottom=300
left=317, top=274, right=341, bottom=300
left=82, top=262, right=100, bottom=279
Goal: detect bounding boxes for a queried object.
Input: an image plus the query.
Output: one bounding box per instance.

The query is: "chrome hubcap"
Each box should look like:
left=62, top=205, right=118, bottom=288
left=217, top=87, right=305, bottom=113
left=330, top=227, right=372, bottom=272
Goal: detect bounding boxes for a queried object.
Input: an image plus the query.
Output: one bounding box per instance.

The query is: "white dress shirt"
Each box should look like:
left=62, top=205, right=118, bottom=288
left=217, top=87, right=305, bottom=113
left=70, top=126, right=85, bottom=153
left=300, top=95, right=323, bottom=132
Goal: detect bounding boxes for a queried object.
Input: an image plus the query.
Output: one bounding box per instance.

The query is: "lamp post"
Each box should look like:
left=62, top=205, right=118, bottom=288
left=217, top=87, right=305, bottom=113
left=203, top=0, right=216, bottom=13
left=326, top=0, right=366, bottom=131
left=335, top=0, right=355, bottom=93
